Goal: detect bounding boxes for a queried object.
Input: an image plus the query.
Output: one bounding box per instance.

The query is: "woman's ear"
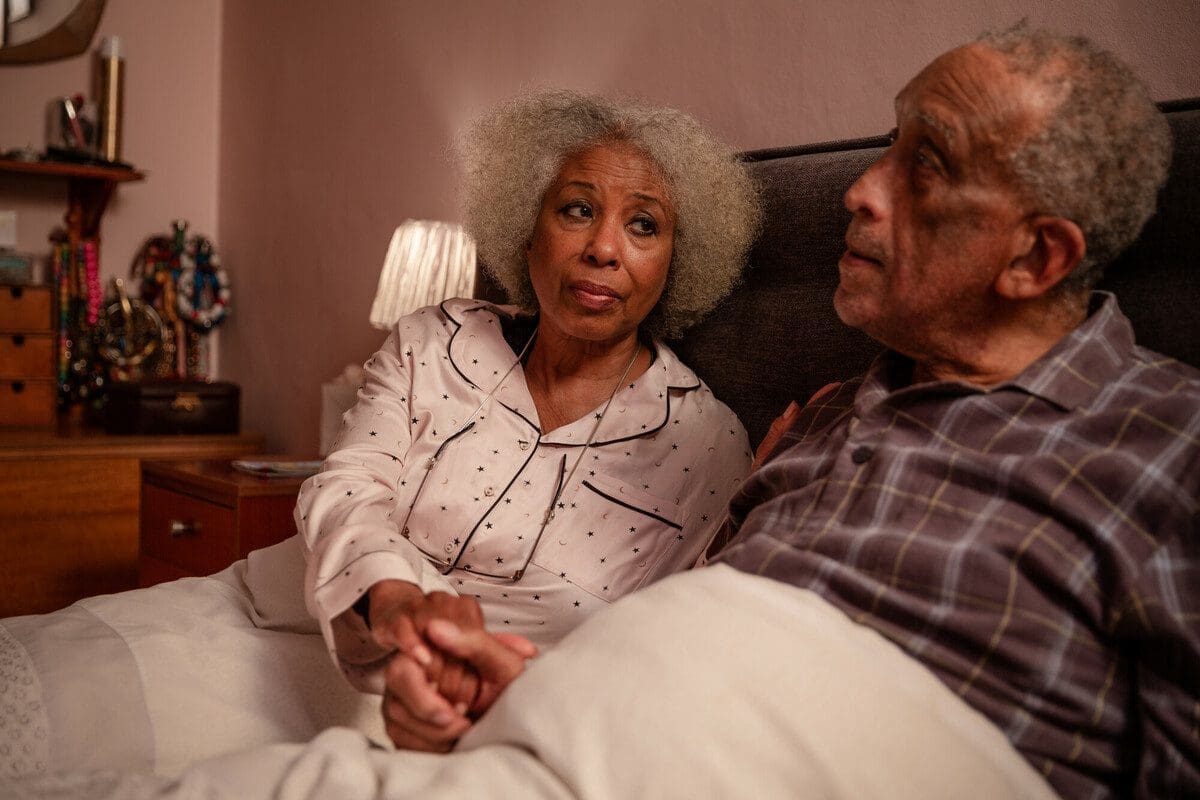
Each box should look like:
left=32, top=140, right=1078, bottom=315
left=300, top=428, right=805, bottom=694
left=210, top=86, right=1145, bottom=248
left=996, top=215, right=1086, bottom=301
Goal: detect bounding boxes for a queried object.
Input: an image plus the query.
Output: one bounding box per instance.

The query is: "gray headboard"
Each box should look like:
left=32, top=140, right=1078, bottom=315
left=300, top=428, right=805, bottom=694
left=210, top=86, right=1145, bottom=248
left=673, top=99, right=1200, bottom=447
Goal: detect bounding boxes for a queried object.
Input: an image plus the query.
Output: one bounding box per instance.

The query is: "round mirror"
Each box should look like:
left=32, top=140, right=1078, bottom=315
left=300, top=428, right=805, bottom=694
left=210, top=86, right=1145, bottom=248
left=0, top=0, right=106, bottom=65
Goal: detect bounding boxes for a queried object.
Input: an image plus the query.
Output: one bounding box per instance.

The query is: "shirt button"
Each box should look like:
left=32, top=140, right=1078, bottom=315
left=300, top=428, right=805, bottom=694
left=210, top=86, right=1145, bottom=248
left=484, top=487, right=495, bottom=497
left=851, top=445, right=873, bottom=464
left=444, top=544, right=454, bottom=553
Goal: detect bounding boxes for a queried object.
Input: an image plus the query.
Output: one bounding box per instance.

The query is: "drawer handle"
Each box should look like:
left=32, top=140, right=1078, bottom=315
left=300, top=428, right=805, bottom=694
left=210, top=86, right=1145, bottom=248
left=169, top=520, right=200, bottom=537
left=10, top=381, right=24, bottom=394
left=8, top=286, right=22, bottom=299
left=11, top=334, right=24, bottom=347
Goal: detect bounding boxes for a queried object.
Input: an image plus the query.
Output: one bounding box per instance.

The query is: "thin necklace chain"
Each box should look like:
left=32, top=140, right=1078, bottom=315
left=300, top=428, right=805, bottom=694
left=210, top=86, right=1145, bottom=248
left=545, top=340, right=641, bottom=524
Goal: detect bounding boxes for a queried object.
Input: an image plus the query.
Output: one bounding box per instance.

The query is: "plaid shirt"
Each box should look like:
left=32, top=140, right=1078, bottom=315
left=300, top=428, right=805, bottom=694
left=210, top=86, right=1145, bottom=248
left=714, top=293, right=1200, bottom=800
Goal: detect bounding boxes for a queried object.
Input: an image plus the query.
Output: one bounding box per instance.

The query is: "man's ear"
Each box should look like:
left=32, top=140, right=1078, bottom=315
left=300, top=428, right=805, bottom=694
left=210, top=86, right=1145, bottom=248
left=996, top=215, right=1086, bottom=300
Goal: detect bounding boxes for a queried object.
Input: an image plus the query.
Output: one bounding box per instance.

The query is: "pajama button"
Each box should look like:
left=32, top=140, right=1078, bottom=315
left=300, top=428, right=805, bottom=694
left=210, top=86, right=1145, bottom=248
left=444, top=544, right=453, bottom=553
left=484, top=487, right=495, bottom=496
left=851, top=446, right=873, bottom=464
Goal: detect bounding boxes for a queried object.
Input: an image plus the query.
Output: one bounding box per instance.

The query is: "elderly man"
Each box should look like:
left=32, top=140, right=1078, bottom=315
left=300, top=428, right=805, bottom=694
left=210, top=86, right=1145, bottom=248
left=412, top=26, right=1198, bottom=799
left=712, top=27, right=1198, bottom=800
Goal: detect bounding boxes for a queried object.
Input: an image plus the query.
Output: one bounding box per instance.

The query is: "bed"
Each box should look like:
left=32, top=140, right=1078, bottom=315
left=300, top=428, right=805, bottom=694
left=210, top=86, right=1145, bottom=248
left=1, top=98, right=1196, bottom=799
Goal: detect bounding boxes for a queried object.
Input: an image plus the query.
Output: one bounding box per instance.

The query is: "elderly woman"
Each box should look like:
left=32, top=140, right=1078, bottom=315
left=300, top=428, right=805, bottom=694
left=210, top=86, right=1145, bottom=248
left=297, top=90, right=762, bottom=750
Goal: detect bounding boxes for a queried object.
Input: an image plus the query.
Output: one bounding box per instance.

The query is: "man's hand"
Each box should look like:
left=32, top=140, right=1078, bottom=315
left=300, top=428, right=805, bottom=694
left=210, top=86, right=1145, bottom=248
left=425, top=620, right=537, bottom=717
left=380, top=621, right=537, bottom=752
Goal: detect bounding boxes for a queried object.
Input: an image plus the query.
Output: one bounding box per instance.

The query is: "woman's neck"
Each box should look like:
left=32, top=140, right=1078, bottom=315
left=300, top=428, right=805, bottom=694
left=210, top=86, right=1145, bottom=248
left=523, top=331, right=647, bottom=433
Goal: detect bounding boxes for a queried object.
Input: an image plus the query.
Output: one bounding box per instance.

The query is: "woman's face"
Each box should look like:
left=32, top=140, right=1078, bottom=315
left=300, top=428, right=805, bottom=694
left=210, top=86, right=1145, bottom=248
left=527, top=141, right=675, bottom=350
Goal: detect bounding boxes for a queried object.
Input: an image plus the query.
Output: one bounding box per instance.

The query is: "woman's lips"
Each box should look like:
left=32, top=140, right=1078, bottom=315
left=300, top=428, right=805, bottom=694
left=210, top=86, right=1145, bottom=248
left=569, top=281, right=621, bottom=310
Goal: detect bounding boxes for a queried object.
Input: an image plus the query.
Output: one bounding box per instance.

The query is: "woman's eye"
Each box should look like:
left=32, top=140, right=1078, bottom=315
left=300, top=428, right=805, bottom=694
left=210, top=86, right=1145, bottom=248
left=629, top=215, right=658, bottom=236
left=562, top=202, right=592, bottom=220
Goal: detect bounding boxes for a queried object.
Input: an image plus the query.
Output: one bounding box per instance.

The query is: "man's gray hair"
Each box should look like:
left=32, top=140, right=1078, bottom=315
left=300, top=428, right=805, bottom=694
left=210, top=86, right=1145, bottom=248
left=458, top=90, right=762, bottom=339
left=978, top=26, right=1172, bottom=293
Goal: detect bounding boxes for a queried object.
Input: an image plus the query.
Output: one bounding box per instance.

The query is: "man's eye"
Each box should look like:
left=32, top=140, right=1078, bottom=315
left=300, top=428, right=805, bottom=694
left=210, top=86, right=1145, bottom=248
left=629, top=215, right=658, bottom=236
left=913, top=145, right=942, bottom=173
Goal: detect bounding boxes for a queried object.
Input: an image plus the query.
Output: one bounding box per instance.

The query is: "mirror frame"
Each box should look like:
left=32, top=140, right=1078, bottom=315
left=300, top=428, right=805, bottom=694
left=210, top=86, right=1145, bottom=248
left=0, top=0, right=106, bottom=65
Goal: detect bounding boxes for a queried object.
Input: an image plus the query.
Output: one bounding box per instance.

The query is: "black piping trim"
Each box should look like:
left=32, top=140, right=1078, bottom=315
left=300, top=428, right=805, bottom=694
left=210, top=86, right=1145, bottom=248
left=580, top=479, right=683, bottom=530
left=438, top=433, right=544, bottom=576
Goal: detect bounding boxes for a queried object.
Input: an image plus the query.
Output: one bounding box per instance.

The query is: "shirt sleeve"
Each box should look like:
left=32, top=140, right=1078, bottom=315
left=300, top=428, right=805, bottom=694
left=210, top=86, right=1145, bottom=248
left=294, top=325, right=454, bottom=692
left=1121, top=534, right=1200, bottom=798
left=666, top=399, right=753, bottom=574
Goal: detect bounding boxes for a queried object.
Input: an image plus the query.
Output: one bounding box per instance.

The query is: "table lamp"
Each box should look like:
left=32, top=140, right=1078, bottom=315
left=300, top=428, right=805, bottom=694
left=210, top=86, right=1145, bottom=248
left=368, top=219, right=476, bottom=330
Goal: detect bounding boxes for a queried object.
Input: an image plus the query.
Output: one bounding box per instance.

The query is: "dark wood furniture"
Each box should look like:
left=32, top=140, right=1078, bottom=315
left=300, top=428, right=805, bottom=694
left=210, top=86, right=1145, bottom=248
left=139, top=459, right=306, bottom=587
left=0, top=284, right=56, bottom=425
left=0, top=426, right=264, bottom=616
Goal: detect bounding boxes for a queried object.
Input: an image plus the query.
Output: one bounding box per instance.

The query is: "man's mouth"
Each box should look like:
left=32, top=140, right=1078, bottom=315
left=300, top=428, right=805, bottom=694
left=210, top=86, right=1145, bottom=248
left=840, top=247, right=884, bottom=269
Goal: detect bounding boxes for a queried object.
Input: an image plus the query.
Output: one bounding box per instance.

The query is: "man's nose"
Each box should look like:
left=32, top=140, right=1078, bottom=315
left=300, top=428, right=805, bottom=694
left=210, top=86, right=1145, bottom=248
left=583, top=217, right=620, bottom=267
left=843, top=157, right=888, bottom=219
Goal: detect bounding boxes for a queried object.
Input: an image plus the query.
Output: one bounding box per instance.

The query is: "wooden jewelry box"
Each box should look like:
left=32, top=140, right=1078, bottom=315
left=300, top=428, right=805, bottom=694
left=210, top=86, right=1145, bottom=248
left=105, top=380, right=240, bottom=435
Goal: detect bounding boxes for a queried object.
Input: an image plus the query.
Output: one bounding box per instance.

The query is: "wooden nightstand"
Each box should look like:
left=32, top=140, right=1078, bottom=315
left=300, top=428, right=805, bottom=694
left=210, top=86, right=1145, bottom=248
left=139, top=459, right=307, bottom=587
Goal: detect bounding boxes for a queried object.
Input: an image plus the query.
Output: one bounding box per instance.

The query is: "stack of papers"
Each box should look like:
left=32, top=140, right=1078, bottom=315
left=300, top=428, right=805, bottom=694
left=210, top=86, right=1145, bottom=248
left=231, top=460, right=323, bottom=478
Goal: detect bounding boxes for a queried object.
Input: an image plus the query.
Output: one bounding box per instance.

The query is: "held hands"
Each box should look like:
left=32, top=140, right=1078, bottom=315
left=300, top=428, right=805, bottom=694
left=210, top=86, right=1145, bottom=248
left=367, top=580, right=537, bottom=752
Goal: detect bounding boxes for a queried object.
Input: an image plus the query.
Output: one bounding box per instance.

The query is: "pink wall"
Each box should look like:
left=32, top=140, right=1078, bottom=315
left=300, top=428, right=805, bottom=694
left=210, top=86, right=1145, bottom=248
left=219, top=0, right=1200, bottom=455
left=0, top=0, right=223, bottom=284
left=5, top=1, right=1198, bottom=452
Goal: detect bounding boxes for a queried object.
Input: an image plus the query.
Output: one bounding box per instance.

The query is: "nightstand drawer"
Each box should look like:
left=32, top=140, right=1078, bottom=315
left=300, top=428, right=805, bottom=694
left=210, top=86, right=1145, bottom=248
left=0, top=333, right=54, bottom=377
left=140, top=483, right=238, bottom=575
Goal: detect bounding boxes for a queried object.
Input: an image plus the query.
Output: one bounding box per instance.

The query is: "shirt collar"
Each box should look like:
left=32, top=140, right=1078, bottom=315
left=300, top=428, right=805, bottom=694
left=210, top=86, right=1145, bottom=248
left=863, top=292, right=1135, bottom=411
left=442, top=299, right=701, bottom=444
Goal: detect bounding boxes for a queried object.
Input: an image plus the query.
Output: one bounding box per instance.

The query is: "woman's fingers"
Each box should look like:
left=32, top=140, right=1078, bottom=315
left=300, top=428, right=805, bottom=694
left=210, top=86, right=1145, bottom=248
left=383, top=651, right=459, bottom=728
left=382, top=690, right=471, bottom=752
left=435, top=656, right=481, bottom=712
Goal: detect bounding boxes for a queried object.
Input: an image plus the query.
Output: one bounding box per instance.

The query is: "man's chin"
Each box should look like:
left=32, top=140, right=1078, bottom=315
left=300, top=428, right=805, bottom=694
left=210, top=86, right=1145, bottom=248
left=832, top=285, right=874, bottom=331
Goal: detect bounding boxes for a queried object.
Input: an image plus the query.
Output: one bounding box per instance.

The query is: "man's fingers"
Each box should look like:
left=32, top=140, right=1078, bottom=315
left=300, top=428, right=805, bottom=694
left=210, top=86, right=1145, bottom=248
left=425, top=619, right=527, bottom=682
left=492, top=632, right=539, bottom=659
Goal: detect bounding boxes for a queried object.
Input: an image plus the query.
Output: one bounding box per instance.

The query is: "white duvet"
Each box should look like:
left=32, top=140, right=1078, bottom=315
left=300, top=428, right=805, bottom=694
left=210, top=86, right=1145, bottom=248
left=0, top=538, right=1056, bottom=799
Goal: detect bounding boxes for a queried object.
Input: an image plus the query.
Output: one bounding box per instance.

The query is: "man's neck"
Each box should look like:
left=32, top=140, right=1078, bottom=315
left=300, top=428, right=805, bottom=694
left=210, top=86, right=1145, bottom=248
left=909, top=295, right=1087, bottom=388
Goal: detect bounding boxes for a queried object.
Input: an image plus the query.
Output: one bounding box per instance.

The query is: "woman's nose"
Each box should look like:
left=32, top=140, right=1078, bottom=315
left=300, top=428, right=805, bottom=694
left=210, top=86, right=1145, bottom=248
left=583, top=217, right=620, bottom=267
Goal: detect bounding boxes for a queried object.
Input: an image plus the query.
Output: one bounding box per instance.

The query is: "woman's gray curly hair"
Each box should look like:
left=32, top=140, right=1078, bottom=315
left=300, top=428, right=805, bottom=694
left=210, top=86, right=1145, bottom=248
left=978, top=25, right=1172, bottom=294
left=458, top=90, right=762, bottom=339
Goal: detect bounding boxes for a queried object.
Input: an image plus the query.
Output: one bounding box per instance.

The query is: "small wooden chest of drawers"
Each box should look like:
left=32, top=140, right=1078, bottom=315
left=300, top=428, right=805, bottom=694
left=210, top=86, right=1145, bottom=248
left=0, top=284, right=55, bottom=426
left=140, top=459, right=307, bottom=586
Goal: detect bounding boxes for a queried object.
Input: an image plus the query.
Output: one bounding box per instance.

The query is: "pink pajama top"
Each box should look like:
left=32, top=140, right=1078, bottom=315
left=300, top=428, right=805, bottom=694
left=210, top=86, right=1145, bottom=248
left=297, top=299, right=751, bottom=691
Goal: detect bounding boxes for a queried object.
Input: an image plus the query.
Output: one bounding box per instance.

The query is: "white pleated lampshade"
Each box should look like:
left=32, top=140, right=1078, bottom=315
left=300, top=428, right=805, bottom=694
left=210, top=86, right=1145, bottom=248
left=369, top=220, right=477, bottom=330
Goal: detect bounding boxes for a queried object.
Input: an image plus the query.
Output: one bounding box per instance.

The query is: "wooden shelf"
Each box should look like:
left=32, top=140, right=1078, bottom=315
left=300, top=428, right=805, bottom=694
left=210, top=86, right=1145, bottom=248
left=0, top=157, right=145, bottom=183
left=0, top=156, right=145, bottom=241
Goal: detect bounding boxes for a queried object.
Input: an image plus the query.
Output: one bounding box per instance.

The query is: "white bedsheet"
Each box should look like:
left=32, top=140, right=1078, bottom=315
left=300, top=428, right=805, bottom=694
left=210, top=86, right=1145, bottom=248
left=1, top=553, right=1058, bottom=799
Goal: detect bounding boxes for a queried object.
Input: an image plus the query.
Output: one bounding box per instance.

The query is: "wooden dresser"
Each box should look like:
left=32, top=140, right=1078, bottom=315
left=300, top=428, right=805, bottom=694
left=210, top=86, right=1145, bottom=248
left=0, top=424, right=264, bottom=617
left=0, top=283, right=56, bottom=426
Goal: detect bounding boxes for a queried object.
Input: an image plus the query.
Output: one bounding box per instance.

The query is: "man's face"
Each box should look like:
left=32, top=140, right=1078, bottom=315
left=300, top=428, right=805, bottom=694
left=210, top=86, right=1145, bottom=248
left=835, top=44, right=1049, bottom=360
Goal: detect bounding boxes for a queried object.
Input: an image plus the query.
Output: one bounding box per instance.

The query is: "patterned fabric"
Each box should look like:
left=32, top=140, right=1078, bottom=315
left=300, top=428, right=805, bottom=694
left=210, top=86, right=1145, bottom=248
left=714, top=292, right=1200, bottom=800
left=298, top=299, right=751, bottom=692
left=0, top=624, right=48, bottom=777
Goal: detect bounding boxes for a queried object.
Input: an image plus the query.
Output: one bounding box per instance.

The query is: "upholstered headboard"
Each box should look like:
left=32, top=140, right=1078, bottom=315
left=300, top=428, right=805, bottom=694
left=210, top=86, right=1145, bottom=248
left=674, top=99, right=1200, bottom=447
